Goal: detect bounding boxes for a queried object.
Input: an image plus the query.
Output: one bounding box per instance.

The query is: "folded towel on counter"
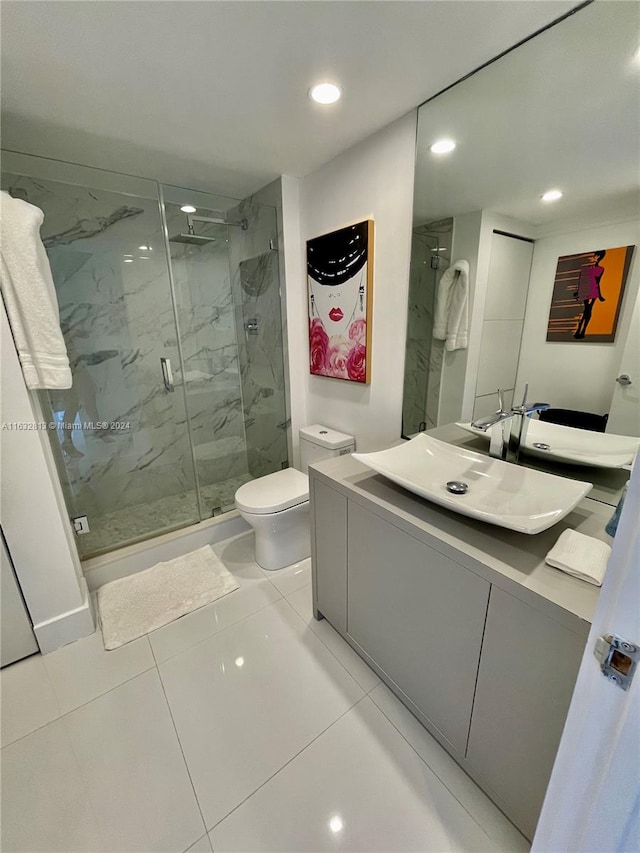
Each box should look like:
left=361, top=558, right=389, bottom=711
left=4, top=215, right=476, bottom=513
left=433, top=259, right=469, bottom=352
left=545, top=529, right=611, bottom=586
left=0, top=190, right=72, bottom=389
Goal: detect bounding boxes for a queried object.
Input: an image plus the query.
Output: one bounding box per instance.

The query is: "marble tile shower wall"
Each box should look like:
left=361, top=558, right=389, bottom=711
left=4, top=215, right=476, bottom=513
left=403, top=233, right=439, bottom=435
left=1, top=175, right=204, bottom=528
left=227, top=196, right=288, bottom=479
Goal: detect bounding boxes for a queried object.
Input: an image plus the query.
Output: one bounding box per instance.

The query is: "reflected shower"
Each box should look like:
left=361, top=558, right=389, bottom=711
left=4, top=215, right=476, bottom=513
left=169, top=212, right=248, bottom=244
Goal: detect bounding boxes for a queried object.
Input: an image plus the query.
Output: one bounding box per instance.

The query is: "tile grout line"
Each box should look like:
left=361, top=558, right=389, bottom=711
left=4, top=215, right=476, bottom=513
left=367, top=689, right=525, bottom=849
left=153, top=644, right=210, bottom=849
left=281, top=591, right=380, bottom=694
left=1, top=657, right=158, bottom=751
left=153, top=592, right=284, bottom=666
left=207, top=694, right=370, bottom=836
left=3, top=575, right=285, bottom=750
left=184, top=831, right=212, bottom=853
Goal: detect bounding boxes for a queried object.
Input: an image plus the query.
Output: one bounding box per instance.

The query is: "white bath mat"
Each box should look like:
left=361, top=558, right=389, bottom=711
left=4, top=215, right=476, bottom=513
left=97, top=545, right=239, bottom=650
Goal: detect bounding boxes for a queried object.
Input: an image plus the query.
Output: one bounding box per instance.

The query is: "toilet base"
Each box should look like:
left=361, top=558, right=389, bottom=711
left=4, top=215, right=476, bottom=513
left=240, top=501, right=311, bottom=571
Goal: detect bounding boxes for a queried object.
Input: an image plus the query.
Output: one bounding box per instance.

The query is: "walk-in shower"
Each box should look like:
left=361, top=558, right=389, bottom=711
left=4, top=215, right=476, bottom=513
left=1, top=153, right=289, bottom=558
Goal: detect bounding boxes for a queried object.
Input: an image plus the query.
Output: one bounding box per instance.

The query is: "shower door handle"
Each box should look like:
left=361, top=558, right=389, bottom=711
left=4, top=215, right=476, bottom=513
left=160, top=357, right=175, bottom=392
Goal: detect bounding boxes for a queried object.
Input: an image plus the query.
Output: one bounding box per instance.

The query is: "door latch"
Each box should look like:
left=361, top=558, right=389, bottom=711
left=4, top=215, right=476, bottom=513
left=616, top=374, right=632, bottom=386
left=593, top=633, right=638, bottom=690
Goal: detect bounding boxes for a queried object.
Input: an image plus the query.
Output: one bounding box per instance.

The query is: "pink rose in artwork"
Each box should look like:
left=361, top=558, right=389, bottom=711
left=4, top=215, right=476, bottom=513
left=346, top=343, right=367, bottom=383
left=309, top=318, right=328, bottom=374
left=326, top=336, right=350, bottom=379
left=348, top=318, right=366, bottom=345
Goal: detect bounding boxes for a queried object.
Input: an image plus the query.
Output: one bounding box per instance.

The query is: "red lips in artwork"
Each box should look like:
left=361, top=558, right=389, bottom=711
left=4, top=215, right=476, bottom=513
left=328, top=307, right=344, bottom=322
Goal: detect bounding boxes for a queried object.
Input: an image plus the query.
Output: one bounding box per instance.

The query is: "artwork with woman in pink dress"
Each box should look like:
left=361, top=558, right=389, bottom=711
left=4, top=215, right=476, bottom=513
left=307, top=220, right=374, bottom=383
left=546, top=245, right=635, bottom=343
left=573, top=250, right=606, bottom=339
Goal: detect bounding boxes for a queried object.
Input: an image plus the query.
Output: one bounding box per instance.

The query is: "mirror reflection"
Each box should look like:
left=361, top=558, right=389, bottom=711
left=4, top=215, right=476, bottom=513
left=403, top=1, right=640, bottom=472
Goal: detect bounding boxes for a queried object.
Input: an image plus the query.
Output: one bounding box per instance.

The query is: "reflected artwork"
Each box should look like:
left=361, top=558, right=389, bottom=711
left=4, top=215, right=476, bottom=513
left=546, top=246, right=635, bottom=343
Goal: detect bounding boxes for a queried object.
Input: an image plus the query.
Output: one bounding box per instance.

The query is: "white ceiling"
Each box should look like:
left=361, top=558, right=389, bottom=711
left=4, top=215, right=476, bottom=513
left=413, top=1, right=640, bottom=231
left=1, top=0, right=579, bottom=198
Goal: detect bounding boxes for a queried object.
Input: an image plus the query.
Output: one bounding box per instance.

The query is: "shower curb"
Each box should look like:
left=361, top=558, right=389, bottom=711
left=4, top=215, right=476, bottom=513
left=82, top=511, right=250, bottom=592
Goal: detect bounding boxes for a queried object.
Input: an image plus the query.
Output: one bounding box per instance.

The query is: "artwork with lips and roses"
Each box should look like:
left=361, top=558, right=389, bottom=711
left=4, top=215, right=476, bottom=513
left=307, top=220, right=374, bottom=383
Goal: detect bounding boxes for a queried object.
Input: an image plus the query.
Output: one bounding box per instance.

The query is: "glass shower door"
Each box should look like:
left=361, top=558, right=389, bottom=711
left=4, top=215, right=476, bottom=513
left=162, top=185, right=289, bottom=518
left=1, top=158, right=200, bottom=557
left=402, top=219, right=454, bottom=436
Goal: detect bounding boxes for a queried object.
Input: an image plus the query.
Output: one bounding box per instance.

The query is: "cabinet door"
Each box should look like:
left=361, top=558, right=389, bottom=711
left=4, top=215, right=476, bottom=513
left=347, top=501, right=490, bottom=753
left=311, top=480, right=347, bottom=632
left=466, top=586, right=587, bottom=839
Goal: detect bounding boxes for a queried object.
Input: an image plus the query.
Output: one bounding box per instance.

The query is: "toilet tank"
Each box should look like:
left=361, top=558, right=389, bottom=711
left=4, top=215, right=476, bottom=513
left=299, top=424, right=355, bottom=473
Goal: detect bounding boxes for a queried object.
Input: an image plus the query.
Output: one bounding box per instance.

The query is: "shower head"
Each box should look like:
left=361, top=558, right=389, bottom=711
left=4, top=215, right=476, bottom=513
left=169, top=232, right=217, bottom=245
left=168, top=212, right=247, bottom=246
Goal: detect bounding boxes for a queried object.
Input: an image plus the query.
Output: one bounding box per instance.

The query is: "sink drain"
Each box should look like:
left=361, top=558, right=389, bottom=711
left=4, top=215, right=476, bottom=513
left=446, top=481, right=469, bottom=495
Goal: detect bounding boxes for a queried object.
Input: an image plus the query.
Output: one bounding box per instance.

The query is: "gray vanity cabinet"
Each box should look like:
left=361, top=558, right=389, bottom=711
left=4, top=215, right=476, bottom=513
left=310, top=456, right=602, bottom=840
left=311, top=479, right=348, bottom=633
left=346, top=501, right=490, bottom=754
left=466, top=586, right=586, bottom=839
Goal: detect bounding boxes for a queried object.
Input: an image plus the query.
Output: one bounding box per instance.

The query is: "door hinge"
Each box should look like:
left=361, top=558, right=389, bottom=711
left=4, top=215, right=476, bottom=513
left=594, top=633, right=638, bottom=690
left=72, top=515, right=90, bottom=535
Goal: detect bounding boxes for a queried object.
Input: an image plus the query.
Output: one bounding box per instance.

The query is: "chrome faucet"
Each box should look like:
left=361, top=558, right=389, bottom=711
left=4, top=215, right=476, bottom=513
left=471, top=386, right=550, bottom=463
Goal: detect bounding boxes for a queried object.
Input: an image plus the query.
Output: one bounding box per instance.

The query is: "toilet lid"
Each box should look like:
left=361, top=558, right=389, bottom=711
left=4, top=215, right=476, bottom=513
left=235, top=468, right=309, bottom=515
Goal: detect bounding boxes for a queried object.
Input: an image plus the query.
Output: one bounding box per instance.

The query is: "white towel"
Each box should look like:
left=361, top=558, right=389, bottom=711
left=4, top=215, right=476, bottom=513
left=545, top=529, right=611, bottom=586
left=433, top=259, right=469, bottom=352
left=0, top=191, right=72, bottom=389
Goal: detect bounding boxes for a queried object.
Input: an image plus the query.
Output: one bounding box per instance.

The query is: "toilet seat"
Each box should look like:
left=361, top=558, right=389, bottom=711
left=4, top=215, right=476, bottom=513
left=235, top=468, right=309, bottom=515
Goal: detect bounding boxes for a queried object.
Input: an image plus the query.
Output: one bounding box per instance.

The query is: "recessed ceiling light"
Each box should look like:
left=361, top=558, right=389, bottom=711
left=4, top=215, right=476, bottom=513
left=309, top=83, right=342, bottom=105
left=541, top=189, right=563, bottom=202
left=138, top=245, right=148, bottom=251
left=180, top=205, right=197, bottom=213
left=328, top=816, right=344, bottom=834
left=123, top=258, right=134, bottom=263
left=430, top=139, right=456, bottom=154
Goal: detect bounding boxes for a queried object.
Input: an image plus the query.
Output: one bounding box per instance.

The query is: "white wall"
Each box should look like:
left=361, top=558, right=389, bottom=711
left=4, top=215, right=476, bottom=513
left=516, top=219, right=640, bottom=414
left=458, top=211, right=535, bottom=422
left=280, top=175, right=307, bottom=465
left=295, top=112, right=417, bottom=452
left=473, top=233, right=533, bottom=419
left=1, top=301, right=95, bottom=652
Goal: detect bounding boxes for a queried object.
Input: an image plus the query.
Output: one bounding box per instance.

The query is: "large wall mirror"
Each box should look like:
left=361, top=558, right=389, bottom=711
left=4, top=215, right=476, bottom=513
left=402, top=1, right=639, bottom=456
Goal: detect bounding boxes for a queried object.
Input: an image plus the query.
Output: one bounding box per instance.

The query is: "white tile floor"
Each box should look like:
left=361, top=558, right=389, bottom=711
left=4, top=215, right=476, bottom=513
left=0, top=532, right=530, bottom=853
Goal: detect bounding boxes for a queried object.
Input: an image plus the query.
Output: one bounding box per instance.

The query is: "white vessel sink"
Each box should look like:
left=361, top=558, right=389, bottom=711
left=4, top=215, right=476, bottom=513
left=457, top=419, right=639, bottom=469
left=353, top=434, right=592, bottom=534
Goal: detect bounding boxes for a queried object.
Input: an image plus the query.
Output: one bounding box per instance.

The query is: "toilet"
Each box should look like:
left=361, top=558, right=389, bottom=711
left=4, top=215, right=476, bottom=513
left=235, top=425, right=355, bottom=570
